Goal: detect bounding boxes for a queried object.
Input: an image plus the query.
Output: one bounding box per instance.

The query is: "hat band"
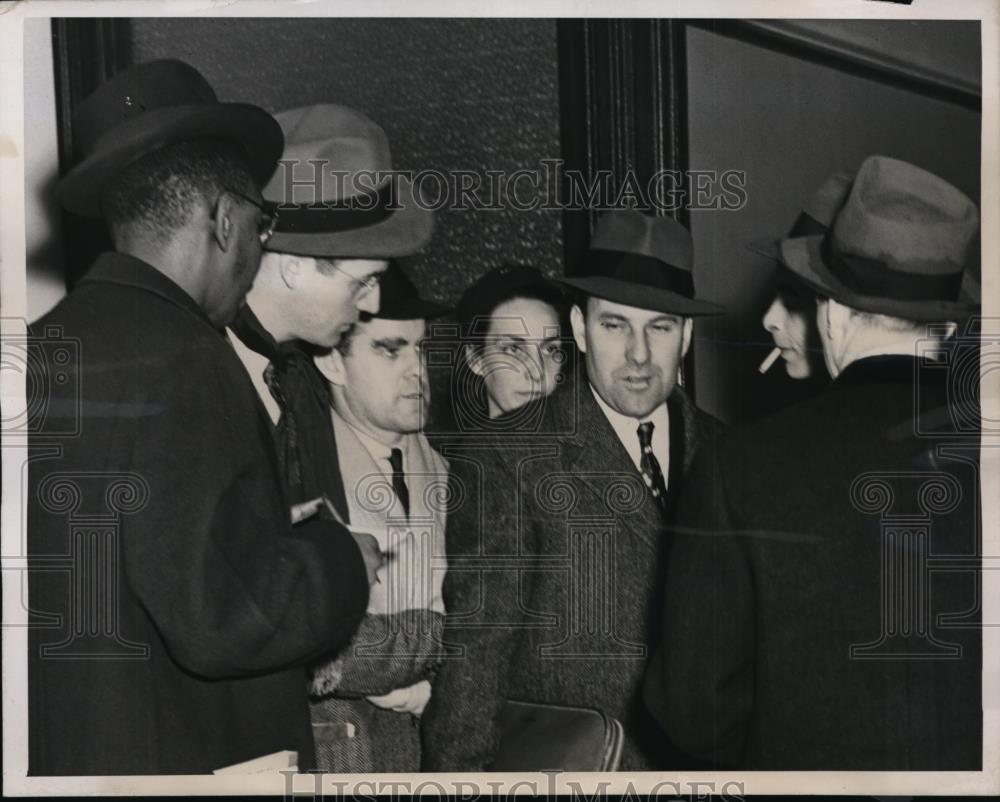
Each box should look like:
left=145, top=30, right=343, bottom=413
left=787, top=211, right=827, bottom=239
left=582, top=249, right=694, bottom=298
left=266, top=181, right=397, bottom=234
left=822, top=235, right=963, bottom=302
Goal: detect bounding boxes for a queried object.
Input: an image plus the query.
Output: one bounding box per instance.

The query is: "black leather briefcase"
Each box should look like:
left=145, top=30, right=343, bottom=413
left=489, top=700, right=624, bottom=772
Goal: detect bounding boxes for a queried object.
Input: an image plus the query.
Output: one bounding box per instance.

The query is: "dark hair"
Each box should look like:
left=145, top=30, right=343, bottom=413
left=102, top=138, right=256, bottom=242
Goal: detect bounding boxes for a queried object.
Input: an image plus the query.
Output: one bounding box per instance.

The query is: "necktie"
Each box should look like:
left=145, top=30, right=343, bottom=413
left=637, top=421, right=668, bottom=513
left=262, top=360, right=301, bottom=491
left=388, top=447, right=410, bottom=520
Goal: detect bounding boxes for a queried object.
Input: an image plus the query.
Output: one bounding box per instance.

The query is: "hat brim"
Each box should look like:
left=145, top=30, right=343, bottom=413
left=265, top=176, right=433, bottom=258
left=779, top=236, right=979, bottom=322
left=558, top=276, right=725, bottom=317
left=57, top=103, right=284, bottom=217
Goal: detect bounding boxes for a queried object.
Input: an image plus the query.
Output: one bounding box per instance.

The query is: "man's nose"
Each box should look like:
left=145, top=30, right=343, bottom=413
left=357, top=284, right=380, bottom=315
left=409, top=351, right=425, bottom=382
left=625, top=330, right=650, bottom=365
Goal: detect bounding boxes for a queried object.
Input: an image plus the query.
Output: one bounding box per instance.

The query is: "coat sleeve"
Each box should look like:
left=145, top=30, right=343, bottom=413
left=419, top=446, right=529, bottom=771
left=119, top=348, right=370, bottom=679
left=309, top=609, right=445, bottom=697
left=643, top=440, right=755, bottom=767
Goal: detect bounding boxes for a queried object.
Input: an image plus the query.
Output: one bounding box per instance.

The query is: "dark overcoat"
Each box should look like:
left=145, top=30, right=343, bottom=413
left=27, top=254, right=369, bottom=775
left=421, top=375, right=721, bottom=771
left=644, top=355, right=982, bottom=770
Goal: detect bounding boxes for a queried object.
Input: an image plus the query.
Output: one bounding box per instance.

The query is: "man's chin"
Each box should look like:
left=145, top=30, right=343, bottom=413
left=608, top=388, right=670, bottom=419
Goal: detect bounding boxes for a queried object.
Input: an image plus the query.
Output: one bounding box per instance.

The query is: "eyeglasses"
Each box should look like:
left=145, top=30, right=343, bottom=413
left=325, top=261, right=381, bottom=296
left=224, top=188, right=279, bottom=246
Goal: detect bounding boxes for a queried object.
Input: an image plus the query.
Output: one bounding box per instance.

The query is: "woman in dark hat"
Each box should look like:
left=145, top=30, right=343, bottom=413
left=751, top=172, right=853, bottom=384
left=760, top=268, right=824, bottom=381
left=452, top=264, right=571, bottom=425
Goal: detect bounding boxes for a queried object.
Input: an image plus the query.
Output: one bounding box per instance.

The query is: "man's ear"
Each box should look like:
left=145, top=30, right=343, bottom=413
left=569, top=304, right=588, bottom=353
left=278, top=254, right=304, bottom=289
left=680, top=317, right=693, bottom=358
left=465, top=344, right=485, bottom=378
left=827, top=298, right=851, bottom=341
left=212, top=195, right=235, bottom=252
left=314, top=349, right=347, bottom=387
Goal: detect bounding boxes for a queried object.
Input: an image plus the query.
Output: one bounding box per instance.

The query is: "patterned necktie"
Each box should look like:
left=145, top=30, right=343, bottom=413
left=637, top=421, right=668, bottom=512
left=263, top=361, right=301, bottom=490
left=388, top=447, right=410, bottom=520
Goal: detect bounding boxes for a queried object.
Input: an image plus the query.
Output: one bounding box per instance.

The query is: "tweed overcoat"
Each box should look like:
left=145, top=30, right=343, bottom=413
left=421, top=375, right=721, bottom=771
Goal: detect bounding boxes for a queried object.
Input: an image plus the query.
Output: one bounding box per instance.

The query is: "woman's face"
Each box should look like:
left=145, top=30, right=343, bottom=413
left=468, top=296, right=564, bottom=418
left=762, top=288, right=814, bottom=379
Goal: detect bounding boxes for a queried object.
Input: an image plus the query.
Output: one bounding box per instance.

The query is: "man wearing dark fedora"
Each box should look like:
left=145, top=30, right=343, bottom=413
left=28, top=61, right=373, bottom=774
left=644, top=155, right=982, bottom=769
left=306, top=263, right=451, bottom=772
left=421, top=209, right=725, bottom=771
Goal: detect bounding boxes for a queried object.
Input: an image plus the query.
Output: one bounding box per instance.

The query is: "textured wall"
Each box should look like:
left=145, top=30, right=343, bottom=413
left=130, top=17, right=564, bottom=309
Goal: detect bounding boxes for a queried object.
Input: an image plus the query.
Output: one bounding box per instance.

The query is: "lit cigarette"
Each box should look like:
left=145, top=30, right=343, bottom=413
left=758, top=346, right=782, bottom=374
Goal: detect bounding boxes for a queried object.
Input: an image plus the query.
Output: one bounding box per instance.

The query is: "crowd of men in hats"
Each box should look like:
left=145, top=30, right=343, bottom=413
left=26, top=59, right=982, bottom=775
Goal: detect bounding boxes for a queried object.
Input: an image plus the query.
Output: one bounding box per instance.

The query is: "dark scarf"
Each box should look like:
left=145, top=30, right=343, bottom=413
left=230, top=305, right=350, bottom=521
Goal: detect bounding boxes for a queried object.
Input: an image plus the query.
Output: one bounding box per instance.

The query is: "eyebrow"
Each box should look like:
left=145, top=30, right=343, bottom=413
left=371, top=337, right=409, bottom=349
left=598, top=312, right=681, bottom=325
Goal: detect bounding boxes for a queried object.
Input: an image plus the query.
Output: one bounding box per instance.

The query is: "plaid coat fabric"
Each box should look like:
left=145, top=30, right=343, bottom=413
left=420, top=375, right=722, bottom=771
left=309, top=413, right=449, bottom=772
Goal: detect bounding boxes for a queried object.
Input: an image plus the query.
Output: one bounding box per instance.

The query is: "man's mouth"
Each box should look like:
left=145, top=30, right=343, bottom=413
left=623, top=375, right=653, bottom=390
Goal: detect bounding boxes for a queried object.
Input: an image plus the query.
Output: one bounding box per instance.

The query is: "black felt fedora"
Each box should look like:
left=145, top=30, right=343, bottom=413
left=367, top=262, right=450, bottom=321
left=560, top=210, right=725, bottom=316
left=263, top=104, right=433, bottom=258
left=57, top=59, right=283, bottom=217
left=779, top=156, right=979, bottom=322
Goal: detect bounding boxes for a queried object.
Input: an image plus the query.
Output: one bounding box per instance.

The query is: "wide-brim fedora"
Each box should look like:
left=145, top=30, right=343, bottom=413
left=748, top=171, right=853, bottom=261
left=57, top=60, right=283, bottom=217
left=263, top=104, right=433, bottom=258
left=560, top=209, right=725, bottom=316
left=779, top=155, right=979, bottom=322
left=368, top=262, right=450, bottom=321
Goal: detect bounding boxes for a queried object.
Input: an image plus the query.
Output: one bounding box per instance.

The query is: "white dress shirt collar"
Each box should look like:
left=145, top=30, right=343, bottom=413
left=589, top=384, right=670, bottom=482
left=337, top=413, right=404, bottom=478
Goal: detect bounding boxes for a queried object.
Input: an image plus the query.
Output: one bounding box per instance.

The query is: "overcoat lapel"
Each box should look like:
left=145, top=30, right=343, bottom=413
left=557, top=384, right=666, bottom=555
